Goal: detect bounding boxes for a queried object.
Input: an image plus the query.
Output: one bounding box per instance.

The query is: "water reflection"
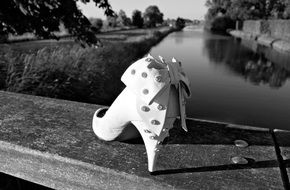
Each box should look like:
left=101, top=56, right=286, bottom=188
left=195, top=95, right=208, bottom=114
left=203, top=38, right=290, bottom=88
left=150, top=28, right=290, bottom=130
left=245, top=57, right=288, bottom=88
left=174, top=32, right=184, bottom=44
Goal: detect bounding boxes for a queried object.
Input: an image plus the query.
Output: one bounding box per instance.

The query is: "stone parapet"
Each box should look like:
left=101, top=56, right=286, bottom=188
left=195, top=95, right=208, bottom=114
left=0, top=91, right=289, bottom=189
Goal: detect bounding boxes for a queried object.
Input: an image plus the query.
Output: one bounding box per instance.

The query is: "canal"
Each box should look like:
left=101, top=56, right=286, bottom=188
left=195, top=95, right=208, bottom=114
left=150, top=26, right=290, bottom=130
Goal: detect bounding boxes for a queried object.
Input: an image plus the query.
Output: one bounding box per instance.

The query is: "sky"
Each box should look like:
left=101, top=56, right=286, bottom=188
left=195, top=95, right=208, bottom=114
left=78, top=0, right=207, bottom=20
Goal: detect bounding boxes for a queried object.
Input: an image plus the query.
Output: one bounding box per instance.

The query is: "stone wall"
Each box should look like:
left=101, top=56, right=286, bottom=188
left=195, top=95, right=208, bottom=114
left=268, top=20, right=290, bottom=41
left=230, top=20, right=290, bottom=52
left=243, top=20, right=263, bottom=35
left=243, top=20, right=290, bottom=42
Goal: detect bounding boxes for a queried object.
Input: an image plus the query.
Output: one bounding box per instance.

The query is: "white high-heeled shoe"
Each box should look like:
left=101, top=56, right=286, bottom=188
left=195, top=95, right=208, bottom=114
left=92, top=54, right=191, bottom=172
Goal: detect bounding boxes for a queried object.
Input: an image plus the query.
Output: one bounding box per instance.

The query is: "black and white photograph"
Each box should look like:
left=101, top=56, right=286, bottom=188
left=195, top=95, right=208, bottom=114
left=0, top=0, right=290, bottom=189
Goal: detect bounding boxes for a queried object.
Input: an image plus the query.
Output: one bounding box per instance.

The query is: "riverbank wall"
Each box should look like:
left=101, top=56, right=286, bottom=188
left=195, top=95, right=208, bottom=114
left=229, top=20, right=290, bottom=53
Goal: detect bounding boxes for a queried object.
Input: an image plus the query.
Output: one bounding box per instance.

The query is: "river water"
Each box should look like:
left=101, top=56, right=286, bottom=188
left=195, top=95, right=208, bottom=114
left=149, top=27, right=290, bottom=130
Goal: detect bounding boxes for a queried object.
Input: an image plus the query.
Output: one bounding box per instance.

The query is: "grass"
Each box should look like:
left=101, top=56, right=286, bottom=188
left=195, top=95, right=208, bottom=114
left=0, top=27, right=176, bottom=105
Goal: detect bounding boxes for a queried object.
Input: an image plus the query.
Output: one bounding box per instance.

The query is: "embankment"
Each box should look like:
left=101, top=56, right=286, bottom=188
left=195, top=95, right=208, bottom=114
left=229, top=20, right=290, bottom=53
left=0, top=27, right=177, bottom=105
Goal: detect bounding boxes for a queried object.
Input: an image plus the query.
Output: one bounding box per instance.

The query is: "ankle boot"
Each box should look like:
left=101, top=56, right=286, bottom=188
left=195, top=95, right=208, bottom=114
left=92, top=54, right=191, bottom=172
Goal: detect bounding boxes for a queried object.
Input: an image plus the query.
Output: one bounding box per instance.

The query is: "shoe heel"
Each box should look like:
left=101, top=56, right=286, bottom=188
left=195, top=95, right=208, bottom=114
left=132, top=118, right=175, bottom=172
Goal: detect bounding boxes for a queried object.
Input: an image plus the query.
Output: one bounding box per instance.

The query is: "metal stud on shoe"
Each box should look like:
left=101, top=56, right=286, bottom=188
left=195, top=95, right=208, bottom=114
left=142, top=72, right=148, bottom=78
left=151, top=120, right=160, bottom=125
left=162, top=128, right=168, bottom=132
left=157, top=104, right=165, bottom=110
left=144, top=129, right=151, bottom=133
left=145, top=58, right=152, bottom=62
left=141, top=106, right=150, bottom=112
left=143, top=89, right=149, bottom=95
left=155, top=76, right=162, bottom=82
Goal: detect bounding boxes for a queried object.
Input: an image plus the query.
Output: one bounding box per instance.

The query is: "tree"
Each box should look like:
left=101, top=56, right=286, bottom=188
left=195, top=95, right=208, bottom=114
left=125, top=17, right=132, bottom=27
left=270, top=0, right=286, bottom=18
left=143, top=6, right=164, bottom=27
left=227, top=0, right=264, bottom=20
left=211, top=16, right=235, bottom=32
left=227, top=0, right=287, bottom=20
left=175, top=18, right=186, bottom=29
left=106, top=15, right=118, bottom=27
left=205, top=0, right=234, bottom=33
left=90, top=18, right=103, bottom=33
left=132, top=10, right=144, bottom=28
left=117, top=10, right=131, bottom=26
left=205, top=0, right=231, bottom=14
left=285, top=0, right=290, bottom=18
left=205, top=0, right=288, bottom=21
left=205, top=0, right=289, bottom=33
left=0, top=0, right=115, bottom=46
left=205, top=0, right=231, bottom=20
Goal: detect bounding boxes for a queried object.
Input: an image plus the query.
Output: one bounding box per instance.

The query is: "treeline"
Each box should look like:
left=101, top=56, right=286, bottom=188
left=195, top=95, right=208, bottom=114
left=205, top=0, right=290, bottom=33
left=89, top=5, right=187, bottom=32
left=0, top=1, right=190, bottom=45
left=0, top=1, right=187, bottom=45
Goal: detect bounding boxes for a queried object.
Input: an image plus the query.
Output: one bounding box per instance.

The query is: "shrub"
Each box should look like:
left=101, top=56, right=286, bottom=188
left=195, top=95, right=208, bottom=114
left=0, top=27, right=174, bottom=105
left=175, top=18, right=186, bottom=30
left=210, top=16, right=235, bottom=33
left=90, top=18, right=103, bottom=33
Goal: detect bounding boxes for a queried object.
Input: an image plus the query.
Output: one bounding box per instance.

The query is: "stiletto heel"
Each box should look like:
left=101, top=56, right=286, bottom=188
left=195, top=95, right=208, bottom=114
left=92, top=54, right=191, bottom=172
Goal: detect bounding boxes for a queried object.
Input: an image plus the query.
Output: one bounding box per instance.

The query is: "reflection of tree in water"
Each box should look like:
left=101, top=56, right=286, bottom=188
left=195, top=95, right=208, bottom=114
left=203, top=38, right=290, bottom=89
left=174, top=34, right=184, bottom=44
left=245, top=57, right=288, bottom=88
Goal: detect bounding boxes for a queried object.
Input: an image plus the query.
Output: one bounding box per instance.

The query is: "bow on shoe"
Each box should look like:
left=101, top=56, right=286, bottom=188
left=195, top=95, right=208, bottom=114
left=147, top=55, right=191, bottom=132
left=165, top=57, right=191, bottom=132
left=121, top=54, right=191, bottom=135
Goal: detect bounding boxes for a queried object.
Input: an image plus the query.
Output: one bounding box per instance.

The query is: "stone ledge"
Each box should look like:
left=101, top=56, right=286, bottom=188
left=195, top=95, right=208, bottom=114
left=0, top=141, right=169, bottom=190
left=272, top=40, right=290, bottom=53
left=229, top=30, right=258, bottom=40
left=0, top=91, right=286, bottom=189
left=257, top=35, right=277, bottom=47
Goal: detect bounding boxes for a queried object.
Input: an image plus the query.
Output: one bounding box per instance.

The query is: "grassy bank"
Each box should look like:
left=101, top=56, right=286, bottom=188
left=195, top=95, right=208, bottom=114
left=0, top=27, right=176, bottom=105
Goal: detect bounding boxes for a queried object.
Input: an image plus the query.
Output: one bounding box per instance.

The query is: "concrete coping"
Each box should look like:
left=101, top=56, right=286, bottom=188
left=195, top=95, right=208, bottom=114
left=257, top=35, right=279, bottom=47
left=0, top=91, right=287, bottom=189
